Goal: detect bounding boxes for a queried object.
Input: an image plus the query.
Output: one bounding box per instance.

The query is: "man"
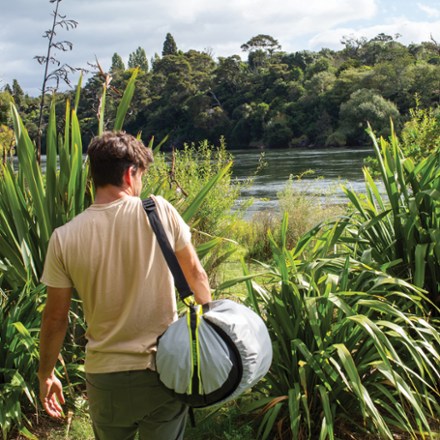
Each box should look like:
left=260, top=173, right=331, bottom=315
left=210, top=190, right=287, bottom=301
left=38, top=131, right=212, bottom=439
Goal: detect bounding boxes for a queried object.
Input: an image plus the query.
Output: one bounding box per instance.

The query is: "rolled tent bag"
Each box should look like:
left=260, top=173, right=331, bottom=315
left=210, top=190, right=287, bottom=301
left=156, top=299, right=272, bottom=407
left=143, top=198, right=273, bottom=407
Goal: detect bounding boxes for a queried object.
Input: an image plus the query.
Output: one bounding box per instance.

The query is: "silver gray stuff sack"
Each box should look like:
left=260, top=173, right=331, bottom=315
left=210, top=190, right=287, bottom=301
left=156, top=299, right=273, bottom=407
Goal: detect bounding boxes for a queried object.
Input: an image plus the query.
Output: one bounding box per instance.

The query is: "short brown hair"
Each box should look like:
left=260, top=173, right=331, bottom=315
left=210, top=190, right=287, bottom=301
left=87, top=131, right=153, bottom=187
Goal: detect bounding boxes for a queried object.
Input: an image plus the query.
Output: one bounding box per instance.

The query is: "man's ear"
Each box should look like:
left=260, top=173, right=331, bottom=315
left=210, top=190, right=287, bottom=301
left=123, top=166, right=134, bottom=186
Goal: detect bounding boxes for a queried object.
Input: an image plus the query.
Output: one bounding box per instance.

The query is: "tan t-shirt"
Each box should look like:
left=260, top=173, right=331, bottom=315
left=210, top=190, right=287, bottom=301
left=41, top=195, right=191, bottom=373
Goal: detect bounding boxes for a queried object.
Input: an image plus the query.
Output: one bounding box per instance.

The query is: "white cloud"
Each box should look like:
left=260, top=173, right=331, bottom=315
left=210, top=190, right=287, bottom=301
left=417, top=3, right=440, bottom=18
left=310, top=18, right=440, bottom=50
left=1, top=0, right=439, bottom=95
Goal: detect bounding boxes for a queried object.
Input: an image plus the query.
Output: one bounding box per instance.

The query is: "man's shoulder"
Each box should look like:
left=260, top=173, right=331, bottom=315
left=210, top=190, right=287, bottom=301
left=148, top=194, right=165, bottom=205
left=53, top=208, right=93, bottom=236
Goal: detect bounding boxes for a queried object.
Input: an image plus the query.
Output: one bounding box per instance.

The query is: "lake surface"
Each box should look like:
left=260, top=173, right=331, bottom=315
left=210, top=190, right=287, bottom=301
left=29, top=147, right=378, bottom=218
left=230, top=147, right=376, bottom=217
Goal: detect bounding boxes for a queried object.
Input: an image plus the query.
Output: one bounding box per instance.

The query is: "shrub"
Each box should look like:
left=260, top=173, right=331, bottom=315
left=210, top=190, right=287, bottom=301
left=343, top=124, right=440, bottom=310
left=238, top=173, right=347, bottom=262
left=144, top=137, right=245, bottom=284
left=145, top=137, right=242, bottom=241
left=237, top=210, right=279, bottom=261
left=0, top=285, right=43, bottom=440
left=278, top=172, right=346, bottom=250
left=244, top=217, right=440, bottom=439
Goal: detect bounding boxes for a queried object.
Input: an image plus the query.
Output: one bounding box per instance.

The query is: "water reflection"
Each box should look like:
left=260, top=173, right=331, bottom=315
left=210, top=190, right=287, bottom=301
left=231, top=147, right=378, bottom=217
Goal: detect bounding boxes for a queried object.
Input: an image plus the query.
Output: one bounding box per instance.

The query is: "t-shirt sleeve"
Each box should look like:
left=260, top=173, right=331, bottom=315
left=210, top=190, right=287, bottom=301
left=154, top=196, right=191, bottom=251
left=40, top=229, right=74, bottom=288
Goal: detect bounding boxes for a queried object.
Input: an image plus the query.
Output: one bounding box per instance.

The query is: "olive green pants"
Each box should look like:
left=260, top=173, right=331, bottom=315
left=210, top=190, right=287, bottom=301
left=86, top=369, right=188, bottom=440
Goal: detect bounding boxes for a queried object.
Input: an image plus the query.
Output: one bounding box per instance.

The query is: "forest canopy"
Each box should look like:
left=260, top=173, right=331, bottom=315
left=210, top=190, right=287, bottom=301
left=2, top=32, right=440, bottom=150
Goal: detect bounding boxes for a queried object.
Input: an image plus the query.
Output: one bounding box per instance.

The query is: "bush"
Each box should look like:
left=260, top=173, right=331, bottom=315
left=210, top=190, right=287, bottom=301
left=400, top=105, right=440, bottom=162
left=278, top=172, right=346, bottom=250
left=0, top=285, right=43, bottom=440
left=144, top=137, right=246, bottom=284
left=244, top=218, right=440, bottom=439
left=227, top=122, right=440, bottom=439
left=344, top=125, right=440, bottom=310
left=236, top=210, right=279, bottom=261
left=145, top=137, right=242, bottom=240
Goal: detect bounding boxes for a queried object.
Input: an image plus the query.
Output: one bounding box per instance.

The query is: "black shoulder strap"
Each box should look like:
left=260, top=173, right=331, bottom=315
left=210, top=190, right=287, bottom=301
left=142, top=197, right=194, bottom=301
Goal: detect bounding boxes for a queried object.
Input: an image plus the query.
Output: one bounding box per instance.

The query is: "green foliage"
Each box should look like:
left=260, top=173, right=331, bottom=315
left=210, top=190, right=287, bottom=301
left=401, top=105, right=440, bottom=161
left=110, top=52, right=125, bottom=73
left=241, top=34, right=281, bottom=54
left=277, top=173, right=346, bottom=250
left=0, top=124, right=15, bottom=159
left=145, top=137, right=240, bottom=236
left=238, top=173, right=346, bottom=262
left=184, top=402, right=256, bottom=439
left=144, top=137, right=244, bottom=283
left=0, top=70, right=242, bottom=437
left=236, top=211, right=278, bottom=262
left=243, top=219, right=440, bottom=439
left=0, top=96, right=91, bottom=290
left=0, top=284, right=44, bottom=440
left=0, top=69, right=137, bottom=436
left=162, top=32, right=178, bottom=56
left=338, top=88, right=401, bottom=144
left=343, top=125, right=440, bottom=309
left=13, top=32, right=440, bottom=148
left=215, top=121, right=440, bottom=439
left=128, top=46, right=149, bottom=72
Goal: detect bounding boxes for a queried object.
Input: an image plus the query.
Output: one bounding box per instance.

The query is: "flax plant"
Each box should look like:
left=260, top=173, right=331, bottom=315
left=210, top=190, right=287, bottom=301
left=342, top=124, right=440, bottom=310
left=233, top=126, right=440, bottom=438
left=243, top=216, right=440, bottom=439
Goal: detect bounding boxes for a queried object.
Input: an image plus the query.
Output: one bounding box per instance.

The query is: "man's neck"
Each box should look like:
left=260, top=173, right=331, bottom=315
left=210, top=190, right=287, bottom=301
left=93, top=185, right=131, bottom=205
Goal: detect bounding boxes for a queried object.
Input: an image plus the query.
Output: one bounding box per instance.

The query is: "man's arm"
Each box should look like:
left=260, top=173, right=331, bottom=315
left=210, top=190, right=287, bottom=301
left=38, top=286, right=72, bottom=418
left=175, top=243, right=212, bottom=305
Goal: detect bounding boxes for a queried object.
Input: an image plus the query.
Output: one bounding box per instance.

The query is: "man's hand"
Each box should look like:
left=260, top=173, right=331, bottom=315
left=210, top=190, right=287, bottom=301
left=39, top=372, right=65, bottom=418
left=38, top=286, right=71, bottom=418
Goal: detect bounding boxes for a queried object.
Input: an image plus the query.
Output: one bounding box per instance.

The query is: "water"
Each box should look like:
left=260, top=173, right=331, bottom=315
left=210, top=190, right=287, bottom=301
left=230, top=147, right=377, bottom=217
left=22, top=148, right=378, bottom=218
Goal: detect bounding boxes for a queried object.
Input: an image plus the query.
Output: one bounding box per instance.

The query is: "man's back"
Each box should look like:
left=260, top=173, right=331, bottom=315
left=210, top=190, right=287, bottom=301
left=41, top=195, right=191, bottom=373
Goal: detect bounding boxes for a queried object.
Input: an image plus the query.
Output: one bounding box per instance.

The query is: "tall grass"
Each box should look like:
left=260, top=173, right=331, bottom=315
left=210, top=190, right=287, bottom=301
left=237, top=172, right=346, bottom=262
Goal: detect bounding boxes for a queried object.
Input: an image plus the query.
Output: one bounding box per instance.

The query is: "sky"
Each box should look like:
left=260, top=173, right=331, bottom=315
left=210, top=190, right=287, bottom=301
left=1, top=0, right=439, bottom=96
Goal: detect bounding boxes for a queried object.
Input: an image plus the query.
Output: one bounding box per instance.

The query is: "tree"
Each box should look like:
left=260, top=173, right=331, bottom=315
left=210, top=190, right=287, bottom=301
left=162, top=33, right=178, bottom=56
left=341, top=35, right=368, bottom=59
left=12, top=79, right=24, bottom=108
left=0, top=124, right=15, bottom=162
left=338, top=88, right=401, bottom=144
left=214, top=56, right=245, bottom=91
left=248, top=49, right=269, bottom=70
left=263, top=118, right=293, bottom=148
left=110, top=53, right=125, bottom=73
left=304, top=71, right=336, bottom=97
left=0, top=89, right=12, bottom=126
left=128, top=47, right=149, bottom=71
left=241, top=34, right=281, bottom=55
left=289, top=50, right=318, bottom=71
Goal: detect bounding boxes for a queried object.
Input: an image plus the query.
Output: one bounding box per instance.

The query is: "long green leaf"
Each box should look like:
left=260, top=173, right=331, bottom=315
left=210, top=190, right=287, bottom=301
left=181, top=161, right=233, bottom=223
left=45, top=97, right=57, bottom=227
left=114, top=68, right=139, bottom=130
